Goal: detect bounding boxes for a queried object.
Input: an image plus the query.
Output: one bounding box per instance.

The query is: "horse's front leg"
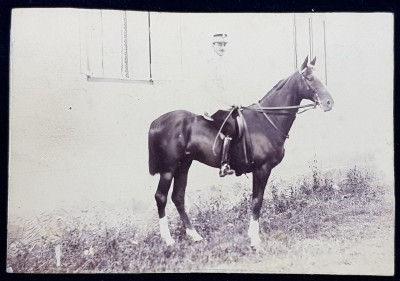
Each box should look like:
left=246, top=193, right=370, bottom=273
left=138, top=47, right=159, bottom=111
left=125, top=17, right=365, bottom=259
left=249, top=164, right=272, bottom=247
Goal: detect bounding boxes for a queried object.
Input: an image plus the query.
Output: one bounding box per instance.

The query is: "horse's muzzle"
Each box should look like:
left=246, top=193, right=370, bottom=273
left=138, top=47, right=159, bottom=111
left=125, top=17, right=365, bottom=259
left=315, top=92, right=334, bottom=112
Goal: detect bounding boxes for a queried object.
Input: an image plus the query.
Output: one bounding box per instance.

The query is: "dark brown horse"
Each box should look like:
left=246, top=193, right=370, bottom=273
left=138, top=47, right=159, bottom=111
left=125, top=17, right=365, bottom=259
left=148, top=56, right=334, bottom=246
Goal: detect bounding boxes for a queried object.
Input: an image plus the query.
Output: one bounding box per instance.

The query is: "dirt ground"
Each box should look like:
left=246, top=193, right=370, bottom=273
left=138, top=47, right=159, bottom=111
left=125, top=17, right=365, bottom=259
left=202, top=210, right=394, bottom=275
left=6, top=169, right=395, bottom=275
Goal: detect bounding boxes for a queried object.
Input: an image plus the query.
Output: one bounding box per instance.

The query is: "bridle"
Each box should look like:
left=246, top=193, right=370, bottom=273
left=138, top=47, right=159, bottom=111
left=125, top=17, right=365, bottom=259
left=245, top=67, right=320, bottom=139
left=300, top=66, right=321, bottom=106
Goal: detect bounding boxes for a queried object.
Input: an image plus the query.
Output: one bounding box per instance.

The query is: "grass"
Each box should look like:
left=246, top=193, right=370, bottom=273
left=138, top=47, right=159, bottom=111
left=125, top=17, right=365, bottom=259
left=6, top=164, right=394, bottom=273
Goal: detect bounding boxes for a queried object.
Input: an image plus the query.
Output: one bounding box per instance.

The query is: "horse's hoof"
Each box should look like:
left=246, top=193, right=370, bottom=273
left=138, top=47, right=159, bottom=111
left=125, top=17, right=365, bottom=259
left=165, top=238, right=175, bottom=246
left=192, top=235, right=203, bottom=242
left=162, top=236, right=175, bottom=246
left=186, top=228, right=203, bottom=242
left=250, top=243, right=261, bottom=249
left=250, top=237, right=261, bottom=249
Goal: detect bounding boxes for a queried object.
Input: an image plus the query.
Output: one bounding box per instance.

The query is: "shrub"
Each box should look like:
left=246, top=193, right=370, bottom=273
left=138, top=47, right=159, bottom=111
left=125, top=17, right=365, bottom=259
left=343, top=165, right=374, bottom=193
left=7, top=163, right=388, bottom=273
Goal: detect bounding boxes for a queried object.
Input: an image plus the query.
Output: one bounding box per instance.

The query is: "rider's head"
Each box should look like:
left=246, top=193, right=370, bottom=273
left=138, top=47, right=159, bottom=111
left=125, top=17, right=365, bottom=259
left=212, top=33, right=228, bottom=56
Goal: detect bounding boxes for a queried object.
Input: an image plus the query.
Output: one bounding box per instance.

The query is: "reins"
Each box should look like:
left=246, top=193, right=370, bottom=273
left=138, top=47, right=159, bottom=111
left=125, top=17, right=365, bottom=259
left=243, top=102, right=317, bottom=139
left=211, top=68, right=319, bottom=147
left=211, top=100, right=316, bottom=154
left=243, top=69, right=319, bottom=138
left=248, top=102, right=317, bottom=114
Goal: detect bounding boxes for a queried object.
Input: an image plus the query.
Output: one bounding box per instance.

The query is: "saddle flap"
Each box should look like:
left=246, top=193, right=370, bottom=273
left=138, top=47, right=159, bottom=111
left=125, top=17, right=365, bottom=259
left=237, top=109, right=254, bottom=166
left=211, top=107, right=254, bottom=171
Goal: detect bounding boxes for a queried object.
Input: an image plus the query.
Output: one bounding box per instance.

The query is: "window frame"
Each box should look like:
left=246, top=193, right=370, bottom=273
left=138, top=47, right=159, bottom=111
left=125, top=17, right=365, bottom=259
left=79, top=9, right=154, bottom=84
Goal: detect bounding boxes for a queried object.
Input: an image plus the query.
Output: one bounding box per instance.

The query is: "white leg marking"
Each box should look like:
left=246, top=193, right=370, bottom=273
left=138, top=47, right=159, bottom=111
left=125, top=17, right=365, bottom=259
left=186, top=228, right=203, bottom=242
left=55, top=244, right=61, bottom=267
left=248, top=218, right=261, bottom=247
left=159, top=217, right=175, bottom=246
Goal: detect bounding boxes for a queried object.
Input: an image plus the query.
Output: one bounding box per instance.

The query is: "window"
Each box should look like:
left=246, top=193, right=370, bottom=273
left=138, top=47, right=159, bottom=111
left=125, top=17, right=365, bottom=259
left=294, top=14, right=328, bottom=84
left=79, top=9, right=153, bottom=83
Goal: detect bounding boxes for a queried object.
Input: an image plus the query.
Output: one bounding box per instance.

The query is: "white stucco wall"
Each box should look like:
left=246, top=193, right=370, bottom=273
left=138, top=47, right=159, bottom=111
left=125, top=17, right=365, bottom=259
left=8, top=9, right=393, bottom=216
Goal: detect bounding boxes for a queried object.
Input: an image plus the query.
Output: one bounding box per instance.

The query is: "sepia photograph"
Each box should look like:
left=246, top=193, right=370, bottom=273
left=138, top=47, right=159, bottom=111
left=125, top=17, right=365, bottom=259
left=6, top=8, right=394, bottom=274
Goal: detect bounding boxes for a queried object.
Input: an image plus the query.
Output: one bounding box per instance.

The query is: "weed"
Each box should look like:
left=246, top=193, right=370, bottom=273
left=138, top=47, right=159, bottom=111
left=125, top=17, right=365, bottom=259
left=7, top=165, right=391, bottom=273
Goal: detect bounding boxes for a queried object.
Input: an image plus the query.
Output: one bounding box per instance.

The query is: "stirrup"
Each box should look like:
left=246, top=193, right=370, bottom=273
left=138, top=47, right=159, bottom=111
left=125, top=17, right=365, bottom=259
left=219, top=163, right=234, bottom=177
left=203, top=112, right=214, bottom=121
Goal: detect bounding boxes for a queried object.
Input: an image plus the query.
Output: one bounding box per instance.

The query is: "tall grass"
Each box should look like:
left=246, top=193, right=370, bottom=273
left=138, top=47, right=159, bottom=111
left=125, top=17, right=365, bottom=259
left=7, top=164, right=391, bottom=273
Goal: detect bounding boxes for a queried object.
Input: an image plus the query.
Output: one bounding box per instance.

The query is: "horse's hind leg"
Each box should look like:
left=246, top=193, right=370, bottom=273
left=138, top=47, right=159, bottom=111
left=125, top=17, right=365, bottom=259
left=171, top=161, right=203, bottom=242
left=155, top=172, right=175, bottom=245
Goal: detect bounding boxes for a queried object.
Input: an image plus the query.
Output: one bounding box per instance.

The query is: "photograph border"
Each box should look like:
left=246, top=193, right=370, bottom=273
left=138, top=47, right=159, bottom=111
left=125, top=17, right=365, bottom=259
left=1, top=0, right=398, bottom=280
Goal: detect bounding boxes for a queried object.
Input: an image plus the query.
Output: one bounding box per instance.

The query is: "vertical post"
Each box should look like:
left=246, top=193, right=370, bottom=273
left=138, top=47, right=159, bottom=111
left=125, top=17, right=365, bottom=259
left=78, top=11, right=91, bottom=76
left=100, top=10, right=104, bottom=76
left=309, top=16, right=313, bottom=59
left=148, top=11, right=153, bottom=82
left=293, top=14, right=298, bottom=70
left=179, top=14, right=183, bottom=67
left=323, top=19, right=328, bottom=85
left=88, top=18, right=93, bottom=76
left=121, top=10, right=129, bottom=78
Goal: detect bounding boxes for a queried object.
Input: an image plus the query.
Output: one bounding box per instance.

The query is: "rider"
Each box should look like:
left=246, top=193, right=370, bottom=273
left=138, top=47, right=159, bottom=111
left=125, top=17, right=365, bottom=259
left=203, top=33, right=235, bottom=177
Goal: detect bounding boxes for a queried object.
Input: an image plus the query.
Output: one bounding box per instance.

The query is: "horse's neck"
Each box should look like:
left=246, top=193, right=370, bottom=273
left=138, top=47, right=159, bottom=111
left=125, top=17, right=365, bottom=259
left=259, top=76, right=301, bottom=140
left=261, top=92, right=300, bottom=107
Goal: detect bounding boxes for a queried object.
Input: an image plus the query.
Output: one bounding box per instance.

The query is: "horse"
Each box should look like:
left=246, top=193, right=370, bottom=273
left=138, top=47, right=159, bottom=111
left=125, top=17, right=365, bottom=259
left=148, top=56, right=334, bottom=247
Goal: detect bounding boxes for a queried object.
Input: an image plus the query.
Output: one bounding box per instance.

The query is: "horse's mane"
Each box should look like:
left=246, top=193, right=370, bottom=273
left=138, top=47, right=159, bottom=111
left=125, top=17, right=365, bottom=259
left=263, top=76, right=290, bottom=99
left=272, top=77, right=289, bottom=91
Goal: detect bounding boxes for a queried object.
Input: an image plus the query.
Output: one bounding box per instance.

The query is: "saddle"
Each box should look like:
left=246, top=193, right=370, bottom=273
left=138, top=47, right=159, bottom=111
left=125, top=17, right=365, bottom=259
left=211, top=106, right=254, bottom=175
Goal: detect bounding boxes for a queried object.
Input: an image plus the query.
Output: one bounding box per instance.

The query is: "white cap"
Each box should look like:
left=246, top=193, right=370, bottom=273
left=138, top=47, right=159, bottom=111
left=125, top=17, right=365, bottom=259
left=213, top=33, right=228, bottom=43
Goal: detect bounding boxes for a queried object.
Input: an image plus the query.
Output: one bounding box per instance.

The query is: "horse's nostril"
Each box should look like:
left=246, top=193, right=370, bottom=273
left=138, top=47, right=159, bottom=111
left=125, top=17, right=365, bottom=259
left=327, top=100, right=331, bottom=105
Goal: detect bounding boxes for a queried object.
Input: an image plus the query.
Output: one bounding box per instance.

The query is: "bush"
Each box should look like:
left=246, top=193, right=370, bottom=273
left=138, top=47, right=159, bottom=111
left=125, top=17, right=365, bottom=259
left=344, top=165, right=373, bottom=193
left=7, top=163, right=388, bottom=273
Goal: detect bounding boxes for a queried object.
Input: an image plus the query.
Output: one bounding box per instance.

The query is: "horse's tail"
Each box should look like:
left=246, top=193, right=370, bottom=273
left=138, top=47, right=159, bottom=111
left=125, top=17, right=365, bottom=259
left=148, top=128, right=158, bottom=176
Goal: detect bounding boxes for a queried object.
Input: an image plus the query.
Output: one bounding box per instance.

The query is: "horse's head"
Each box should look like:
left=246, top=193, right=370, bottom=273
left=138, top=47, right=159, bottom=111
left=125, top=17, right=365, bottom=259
left=298, top=56, right=334, bottom=112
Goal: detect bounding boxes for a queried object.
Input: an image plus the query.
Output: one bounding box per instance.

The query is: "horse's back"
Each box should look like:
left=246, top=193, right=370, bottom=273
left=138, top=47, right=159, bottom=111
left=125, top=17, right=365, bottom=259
left=150, top=110, right=196, bottom=128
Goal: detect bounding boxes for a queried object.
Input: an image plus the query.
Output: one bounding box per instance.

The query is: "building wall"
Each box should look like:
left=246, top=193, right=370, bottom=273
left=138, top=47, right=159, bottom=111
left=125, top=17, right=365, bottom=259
left=8, top=9, right=393, bottom=215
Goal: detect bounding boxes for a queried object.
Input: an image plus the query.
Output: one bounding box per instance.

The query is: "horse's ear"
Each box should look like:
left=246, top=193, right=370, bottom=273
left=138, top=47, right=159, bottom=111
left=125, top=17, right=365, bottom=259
left=310, top=56, right=317, bottom=66
left=300, top=56, right=309, bottom=71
